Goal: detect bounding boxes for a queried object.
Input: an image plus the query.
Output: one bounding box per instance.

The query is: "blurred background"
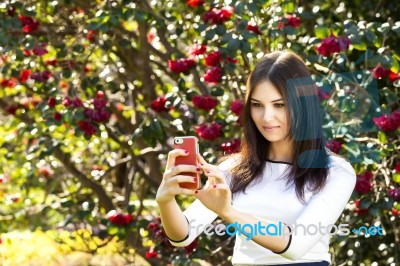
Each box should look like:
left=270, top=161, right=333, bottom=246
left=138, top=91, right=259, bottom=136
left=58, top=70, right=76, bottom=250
left=0, top=0, right=399, bottom=265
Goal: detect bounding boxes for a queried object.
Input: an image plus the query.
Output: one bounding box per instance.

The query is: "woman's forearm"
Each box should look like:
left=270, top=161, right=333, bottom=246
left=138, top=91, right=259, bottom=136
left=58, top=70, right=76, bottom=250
left=221, top=207, right=291, bottom=253
left=157, top=199, right=189, bottom=241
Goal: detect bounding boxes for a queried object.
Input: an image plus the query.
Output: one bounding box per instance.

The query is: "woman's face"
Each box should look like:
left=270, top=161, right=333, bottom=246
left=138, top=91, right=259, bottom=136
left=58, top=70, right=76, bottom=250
left=250, top=80, right=291, bottom=143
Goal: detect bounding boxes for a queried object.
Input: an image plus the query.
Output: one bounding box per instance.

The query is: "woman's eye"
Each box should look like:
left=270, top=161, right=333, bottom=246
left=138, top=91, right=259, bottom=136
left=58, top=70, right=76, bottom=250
left=275, top=103, right=285, bottom=108
left=251, top=102, right=262, bottom=107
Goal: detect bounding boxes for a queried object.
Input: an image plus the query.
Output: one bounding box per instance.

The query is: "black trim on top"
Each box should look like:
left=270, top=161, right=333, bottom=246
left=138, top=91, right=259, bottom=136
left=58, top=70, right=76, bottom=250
left=165, top=215, right=190, bottom=243
left=266, top=158, right=293, bottom=165
left=273, top=225, right=292, bottom=254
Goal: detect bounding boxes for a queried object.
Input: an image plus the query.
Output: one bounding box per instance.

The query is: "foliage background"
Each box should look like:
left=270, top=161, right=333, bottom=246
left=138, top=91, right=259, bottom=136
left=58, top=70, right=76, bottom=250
left=0, top=0, right=399, bottom=265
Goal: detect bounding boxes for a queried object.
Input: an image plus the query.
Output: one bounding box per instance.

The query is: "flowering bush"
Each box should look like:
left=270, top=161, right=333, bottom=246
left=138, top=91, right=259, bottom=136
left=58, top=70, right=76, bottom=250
left=0, top=0, right=399, bottom=265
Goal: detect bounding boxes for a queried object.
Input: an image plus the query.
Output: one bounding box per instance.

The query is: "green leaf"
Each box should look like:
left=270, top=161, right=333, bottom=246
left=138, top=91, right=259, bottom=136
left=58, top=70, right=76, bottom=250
left=60, top=199, right=73, bottom=208
left=283, top=1, right=295, bottom=13
left=354, top=49, right=375, bottom=66
left=241, top=41, right=251, bottom=53
left=110, top=16, right=119, bottom=26
left=237, top=19, right=248, bottom=31
left=359, top=197, right=371, bottom=209
left=177, top=78, right=186, bottom=90
left=210, top=87, right=224, bottom=97
left=391, top=58, right=399, bottom=73
left=72, top=45, right=84, bottom=53
left=380, top=87, right=399, bottom=105
left=216, top=24, right=226, bottom=35
left=247, top=2, right=258, bottom=13
left=99, top=24, right=109, bottom=32
left=62, top=69, right=72, bottom=79
left=39, top=145, right=56, bottom=159
left=134, top=10, right=148, bottom=22
left=195, top=23, right=208, bottom=33
left=393, top=173, right=400, bottom=184
left=227, top=38, right=240, bottom=52
left=314, top=26, right=330, bottom=38
left=242, top=31, right=258, bottom=40
left=392, top=22, right=400, bottom=36
left=352, top=41, right=368, bottom=51
left=127, top=204, right=136, bottom=213
left=87, top=22, right=99, bottom=30
left=74, top=111, right=85, bottom=121
left=377, top=22, right=390, bottom=34
left=368, top=205, right=381, bottom=216
left=366, top=150, right=381, bottom=163
left=365, top=30, right=377, bottom=44
left=377, top=131, right=387, bottom=144
left=221, top=33, right=233, bottom=44
left=235, top=2, right=246, bottom=15
left=205, top=29, right=216, bottom=40
left=107, top=225, right=119, bottom=235
left=283, top=26, right=296, bottom=35
left=380, top=198, right=394, bottom=210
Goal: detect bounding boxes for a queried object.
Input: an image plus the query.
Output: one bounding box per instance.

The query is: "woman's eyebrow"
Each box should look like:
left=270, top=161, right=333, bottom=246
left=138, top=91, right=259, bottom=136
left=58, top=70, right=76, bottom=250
left=271, top=98, right=283, bottom=102
left=250, top=98, right=283, bottom=102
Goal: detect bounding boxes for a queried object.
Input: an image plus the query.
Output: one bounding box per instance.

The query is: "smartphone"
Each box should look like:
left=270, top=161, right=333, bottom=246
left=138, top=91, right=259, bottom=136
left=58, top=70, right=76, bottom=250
left=173, top=136, right=200, bottom=190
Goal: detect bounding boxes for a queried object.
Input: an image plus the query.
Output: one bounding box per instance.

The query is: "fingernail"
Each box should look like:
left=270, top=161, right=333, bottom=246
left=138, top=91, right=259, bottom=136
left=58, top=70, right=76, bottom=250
left=196, top=167, right=200, bottom=171
left=213, top=184, right=217, bottom=188
left=195, top=190, right=198, bottom=194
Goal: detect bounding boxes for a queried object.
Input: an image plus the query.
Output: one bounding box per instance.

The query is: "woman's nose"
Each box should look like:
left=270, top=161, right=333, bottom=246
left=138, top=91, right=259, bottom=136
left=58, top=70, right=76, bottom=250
left=262, top=108, right=275, bottom=122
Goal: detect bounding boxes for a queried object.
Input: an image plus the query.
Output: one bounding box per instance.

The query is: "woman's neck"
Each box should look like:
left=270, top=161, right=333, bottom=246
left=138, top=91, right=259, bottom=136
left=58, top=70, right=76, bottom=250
left=268, top=140, right=293, bottom=162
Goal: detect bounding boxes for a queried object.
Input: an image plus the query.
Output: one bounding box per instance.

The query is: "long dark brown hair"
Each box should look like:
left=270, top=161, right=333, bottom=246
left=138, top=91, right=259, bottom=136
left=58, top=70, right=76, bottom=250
left=223, top=50, right=331, bottom=203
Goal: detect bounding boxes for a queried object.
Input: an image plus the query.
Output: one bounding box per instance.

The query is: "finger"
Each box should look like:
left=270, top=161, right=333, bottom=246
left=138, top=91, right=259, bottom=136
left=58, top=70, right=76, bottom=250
left=196, top=153, right=210, bottom=167
left=166, top=149, right=189, bottom=170
left=204, top=170, right=226, bottom=184
left=202, top=175, right=216, bottom=189
left=197, top=154, right=219, bottom=173
left=168, top=175, right=198, bottom=185
left=164, top=165, right=201, bottom=179
left=195, top=183, right=230, bottom=198
left=176, top=187, right=197, bottom=196
left=209, top=183, right=230, bottom=191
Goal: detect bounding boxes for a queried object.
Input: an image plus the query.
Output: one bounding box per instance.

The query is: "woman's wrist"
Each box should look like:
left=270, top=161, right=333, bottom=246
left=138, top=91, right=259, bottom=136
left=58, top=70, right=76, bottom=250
left=156, top=196, right=175, bottom=205
left=219, top=206, right=237, bottom=222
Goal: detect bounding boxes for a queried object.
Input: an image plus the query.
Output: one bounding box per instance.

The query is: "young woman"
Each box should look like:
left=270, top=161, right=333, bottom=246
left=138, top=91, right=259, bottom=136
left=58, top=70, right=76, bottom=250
left=156, top=50, right=356, bottom=266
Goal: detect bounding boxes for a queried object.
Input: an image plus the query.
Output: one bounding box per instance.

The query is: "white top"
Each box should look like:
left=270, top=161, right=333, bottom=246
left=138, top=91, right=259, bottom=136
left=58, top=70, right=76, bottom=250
left=169, top=154, right=356, bottom=265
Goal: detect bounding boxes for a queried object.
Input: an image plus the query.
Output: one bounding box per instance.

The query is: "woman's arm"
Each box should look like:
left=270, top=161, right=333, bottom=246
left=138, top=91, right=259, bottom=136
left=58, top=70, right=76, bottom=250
left=156, top=149, right=200, bottom=244
left=221, top=208, right=292, bottom=253
left=157, top=199, right=191, bottom=242
left=219, top=160, right=356, bottom=260
left=163, top=156, right=236, bottom=247
left=163, top=186, right=219, bottom=247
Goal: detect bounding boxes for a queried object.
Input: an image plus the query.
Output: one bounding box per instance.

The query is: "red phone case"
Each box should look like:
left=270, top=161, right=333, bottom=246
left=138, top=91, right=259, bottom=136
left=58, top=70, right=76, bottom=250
left=174, top=136, right=200, bottom=189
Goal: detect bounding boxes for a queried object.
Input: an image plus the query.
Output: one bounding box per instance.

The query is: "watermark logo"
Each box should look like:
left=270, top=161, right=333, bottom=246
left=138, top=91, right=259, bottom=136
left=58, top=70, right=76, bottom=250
left=352, top=225, right=383, bottom=236
left=189, top=220, right=383, bottom=241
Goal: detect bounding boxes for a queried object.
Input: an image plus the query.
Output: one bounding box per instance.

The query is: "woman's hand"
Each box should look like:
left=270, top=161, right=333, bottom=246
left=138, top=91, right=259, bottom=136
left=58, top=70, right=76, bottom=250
left=156, top=149, right=199, bottom=204
left=194, top=154, right=233, bottom=219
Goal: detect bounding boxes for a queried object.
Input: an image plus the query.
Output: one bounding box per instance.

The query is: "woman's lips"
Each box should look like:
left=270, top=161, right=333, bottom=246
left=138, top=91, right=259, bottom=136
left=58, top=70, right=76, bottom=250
left=263, top=126, right=280, bottom=132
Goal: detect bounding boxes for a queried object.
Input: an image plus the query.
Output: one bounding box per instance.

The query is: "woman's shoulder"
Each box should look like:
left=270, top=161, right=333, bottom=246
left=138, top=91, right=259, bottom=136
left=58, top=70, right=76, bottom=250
left=327, top=153, right=356, bottom=184
left=217, top=153, right=241, bottom=171
left=328, top=152, right=352, bottom=167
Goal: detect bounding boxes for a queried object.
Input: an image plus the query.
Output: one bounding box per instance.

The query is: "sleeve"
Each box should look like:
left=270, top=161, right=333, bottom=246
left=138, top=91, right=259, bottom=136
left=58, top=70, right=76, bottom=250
left=277, top=158, right=356, bottom=260
left=168, top=157, right=235, bottom=247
